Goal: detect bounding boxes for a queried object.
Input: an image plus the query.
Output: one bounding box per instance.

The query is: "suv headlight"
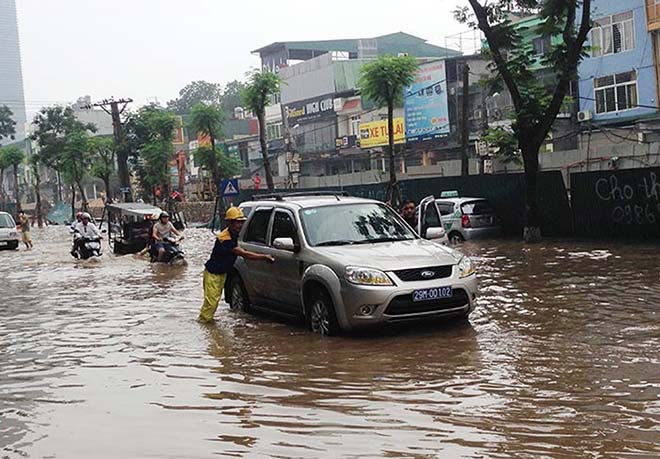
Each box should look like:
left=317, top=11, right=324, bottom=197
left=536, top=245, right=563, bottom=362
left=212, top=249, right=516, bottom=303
left=9, top=231, right=17, bottom=237
left=345, top=267, right=394, bottom=286
left=458, top=256, right=476, bottom=278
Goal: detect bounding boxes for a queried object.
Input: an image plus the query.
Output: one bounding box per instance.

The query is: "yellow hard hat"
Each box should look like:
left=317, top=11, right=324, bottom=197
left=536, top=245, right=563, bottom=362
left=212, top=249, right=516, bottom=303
left=225, top=207, right=247, bottom=221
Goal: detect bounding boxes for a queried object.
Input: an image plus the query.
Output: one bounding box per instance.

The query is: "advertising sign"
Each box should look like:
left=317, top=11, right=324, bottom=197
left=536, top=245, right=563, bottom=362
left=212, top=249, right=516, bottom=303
left=404, top=60, right=450, bottom=142
left=335, top=135, right=358, bottom=149
left=359, top=118, right=405, bottom=149
left=283, top=94, right=335, bottom=125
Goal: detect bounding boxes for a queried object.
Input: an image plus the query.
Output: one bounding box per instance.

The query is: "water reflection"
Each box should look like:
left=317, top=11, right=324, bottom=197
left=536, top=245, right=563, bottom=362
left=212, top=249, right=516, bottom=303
left=1, top=227, right=659, bottom=458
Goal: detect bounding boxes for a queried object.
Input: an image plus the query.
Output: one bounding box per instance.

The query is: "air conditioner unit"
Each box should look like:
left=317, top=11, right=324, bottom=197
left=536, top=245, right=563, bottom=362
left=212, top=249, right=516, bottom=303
left=577, top=110, right=593, bottom=122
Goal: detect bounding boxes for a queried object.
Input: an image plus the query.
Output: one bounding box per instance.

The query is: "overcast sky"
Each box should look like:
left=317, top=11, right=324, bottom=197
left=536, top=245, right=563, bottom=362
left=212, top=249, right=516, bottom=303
left=16, top=0, right=474, bottom=115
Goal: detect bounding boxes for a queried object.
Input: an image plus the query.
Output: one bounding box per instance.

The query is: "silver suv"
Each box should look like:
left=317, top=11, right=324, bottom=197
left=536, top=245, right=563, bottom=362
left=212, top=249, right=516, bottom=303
left=232, top=193, right=478, bottom=335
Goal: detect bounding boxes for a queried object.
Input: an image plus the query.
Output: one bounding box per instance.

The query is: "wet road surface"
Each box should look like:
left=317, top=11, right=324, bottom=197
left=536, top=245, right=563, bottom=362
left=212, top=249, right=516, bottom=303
left=1, top=226, right=659, bottom=458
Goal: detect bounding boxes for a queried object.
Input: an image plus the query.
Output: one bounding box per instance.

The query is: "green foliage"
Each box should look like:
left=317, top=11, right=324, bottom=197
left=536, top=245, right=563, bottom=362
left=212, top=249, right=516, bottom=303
left=193, top=146, right=242, bottom=179
left=0, top=105, right=16, bottom=144
left=189, top=103, right=224, bottom=142
left=125, top=106, right=178, bottom=196
left=242, top=71, right=281, bottom=116
left=222, top=80, right=247, bottom=115
left=31, top=106, right=96, bottom=172
left=0, top=145, right=25, bottom=169
left=167, top=80, right=223, bottom=115
left=482, top=127, right=522, bottom=165
left=89, top=137, right=116, bottom=185
left=60, top=130, right=91, bottom=189
left=358, top=55, right=419, bottom=108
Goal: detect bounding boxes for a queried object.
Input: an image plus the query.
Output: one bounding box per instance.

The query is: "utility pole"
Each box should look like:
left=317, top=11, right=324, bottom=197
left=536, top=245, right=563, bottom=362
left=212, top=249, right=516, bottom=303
left=460, top=62, right=470, bottom=177
left=82, top=98, right=133, bottom=201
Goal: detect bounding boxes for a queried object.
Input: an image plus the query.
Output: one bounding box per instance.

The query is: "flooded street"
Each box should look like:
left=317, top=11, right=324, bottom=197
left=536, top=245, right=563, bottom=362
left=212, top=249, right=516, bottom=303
left=1, top=226, right=659, bottom=458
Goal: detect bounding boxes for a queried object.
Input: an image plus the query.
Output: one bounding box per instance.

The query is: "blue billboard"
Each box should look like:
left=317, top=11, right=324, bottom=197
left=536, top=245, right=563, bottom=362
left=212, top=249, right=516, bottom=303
left=404, top=60, right=450, bottom=142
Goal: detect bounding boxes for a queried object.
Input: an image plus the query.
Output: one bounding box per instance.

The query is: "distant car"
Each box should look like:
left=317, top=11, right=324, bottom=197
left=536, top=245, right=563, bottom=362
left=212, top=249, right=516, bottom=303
left=0, top=211, right=20, bottom=250
left=435, top=192, right=501, bottom=243
left=234, top=192, right=478, bottom=336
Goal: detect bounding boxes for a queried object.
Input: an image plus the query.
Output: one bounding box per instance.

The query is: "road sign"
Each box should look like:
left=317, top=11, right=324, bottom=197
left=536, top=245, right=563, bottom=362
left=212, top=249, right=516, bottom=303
left=221, top=178, right=240, bottom=197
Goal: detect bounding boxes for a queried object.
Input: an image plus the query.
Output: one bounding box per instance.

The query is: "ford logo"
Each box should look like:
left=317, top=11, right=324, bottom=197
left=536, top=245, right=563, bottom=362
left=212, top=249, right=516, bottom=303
left=421, top=270, right=435, bottom=278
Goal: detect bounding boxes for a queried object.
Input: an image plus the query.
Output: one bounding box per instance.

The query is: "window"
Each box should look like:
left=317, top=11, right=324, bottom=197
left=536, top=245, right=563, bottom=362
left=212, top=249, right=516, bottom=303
left=594, top=71, right=638, bottom=113
left=461, top=200, right=496, bottom=215
left=245, top=208, right=272, bottom=244
left=350, top=115, right=361, bottom=136
left=270, top=211, right=297, bottom=245
left=436, top=202, right=455, bottom=216
left=532, top=36, right=552, bottom=56
left=266, top=122, right=282, bottom=140
left=591, top=11, right=635, bottom=57
left=0, top=213, right=15, bottom=228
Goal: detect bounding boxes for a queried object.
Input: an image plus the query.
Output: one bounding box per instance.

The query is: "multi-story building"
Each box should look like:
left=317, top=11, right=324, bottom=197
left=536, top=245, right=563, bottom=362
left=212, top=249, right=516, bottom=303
left=0, top=0, right=26, bottom=140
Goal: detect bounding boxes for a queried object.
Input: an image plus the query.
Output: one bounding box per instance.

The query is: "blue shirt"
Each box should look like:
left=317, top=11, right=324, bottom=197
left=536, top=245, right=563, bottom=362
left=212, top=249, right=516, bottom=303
left=204, top=228, right=238, bottom=275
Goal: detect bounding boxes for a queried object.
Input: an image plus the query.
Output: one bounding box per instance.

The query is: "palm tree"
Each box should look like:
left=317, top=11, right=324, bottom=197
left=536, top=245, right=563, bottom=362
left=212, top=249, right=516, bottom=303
left=243, top=70, right=281, bottom=192
left=1, top=146, right=26, bottom=212
left=359, top=55, right=418, bottom=207
left=189, top=103, right=224, bottom=195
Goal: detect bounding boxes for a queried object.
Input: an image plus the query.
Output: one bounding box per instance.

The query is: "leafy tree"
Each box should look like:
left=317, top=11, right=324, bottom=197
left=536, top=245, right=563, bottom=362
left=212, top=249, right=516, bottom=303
left=31, top=106, right=96, bottom=205
left=222, top=80, right=248, bottom=115
left=61, top=130, right=92, bottom=212
left=242, top=70, right=281, bottom=192
left=1, top=146, right=25, bottom=212
left=0, top=105, right=16, bottom=145
left=89, top=137, right=116, bottom=202
left=167, top=80, right=223, bottom=115
left=482, top=127, right=523, bottom=165
left=193, top=145, right=242, bottom=181
left=358, top=55, right=418, bottom=206
left=189, top=103, right=224, bottom=195
left=455, top=0, right=592, bottom=241
left=125, top=106, right=178, bottom=202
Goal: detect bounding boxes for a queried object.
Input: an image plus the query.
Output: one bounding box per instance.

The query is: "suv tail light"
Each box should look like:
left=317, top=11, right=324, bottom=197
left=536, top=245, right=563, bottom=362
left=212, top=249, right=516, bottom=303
left=461, top=214, right=471, bottom=228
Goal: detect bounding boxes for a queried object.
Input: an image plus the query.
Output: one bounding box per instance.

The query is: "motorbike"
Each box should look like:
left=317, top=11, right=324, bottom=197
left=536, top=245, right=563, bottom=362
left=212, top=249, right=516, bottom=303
left=71, top=234, right=103, bottom=260
left=150, top=235, right=185, bottom=264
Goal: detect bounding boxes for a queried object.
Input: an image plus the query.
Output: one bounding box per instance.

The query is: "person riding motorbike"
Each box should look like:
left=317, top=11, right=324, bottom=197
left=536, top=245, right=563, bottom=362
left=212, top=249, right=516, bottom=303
left=151, top=212, right=183, bottom=262
left=71, top=212, right=102, bottom=258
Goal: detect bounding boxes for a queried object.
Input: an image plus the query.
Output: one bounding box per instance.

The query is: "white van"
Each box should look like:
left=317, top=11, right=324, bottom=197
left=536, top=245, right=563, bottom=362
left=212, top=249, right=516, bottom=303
left=0, top=212, right=20, bottom=250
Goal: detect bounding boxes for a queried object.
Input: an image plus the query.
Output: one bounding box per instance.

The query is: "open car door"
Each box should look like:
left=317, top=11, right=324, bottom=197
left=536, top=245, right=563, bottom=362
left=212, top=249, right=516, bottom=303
left=417, top=195, right=447, bottom=242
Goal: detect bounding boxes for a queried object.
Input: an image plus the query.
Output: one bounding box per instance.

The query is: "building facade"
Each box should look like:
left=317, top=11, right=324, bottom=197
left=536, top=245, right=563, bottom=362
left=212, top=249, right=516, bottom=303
left=0, top=0, right=26, bottom=140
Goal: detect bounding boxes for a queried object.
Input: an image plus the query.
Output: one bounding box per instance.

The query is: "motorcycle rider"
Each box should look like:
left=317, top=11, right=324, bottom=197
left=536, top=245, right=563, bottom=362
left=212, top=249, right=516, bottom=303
left=151, top=212, right=183, bottom=262
left=72, top=212, right=102, bottom=258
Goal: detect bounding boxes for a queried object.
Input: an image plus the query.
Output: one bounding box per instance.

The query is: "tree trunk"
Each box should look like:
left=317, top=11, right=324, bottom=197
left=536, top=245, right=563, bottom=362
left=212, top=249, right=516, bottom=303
left=77, top=181, right=88, bottom=212
left=258, top=109, right=275, bottom=192
left=209, top=134, right=221, bottom=196
left=521, top=141, right=542, bottom=243
left=70, top=184, right=76, bottom=221
left=35, top=166, right=43, bottom=227
left=0, top=168, right=5, bottom=211
left=56, top=170, right=63, bottom=202
left=385, top=99, right=399, bottom=207
left=103, top=177, right=111, bottom=204
left=13, top=164, right=20, bottom=213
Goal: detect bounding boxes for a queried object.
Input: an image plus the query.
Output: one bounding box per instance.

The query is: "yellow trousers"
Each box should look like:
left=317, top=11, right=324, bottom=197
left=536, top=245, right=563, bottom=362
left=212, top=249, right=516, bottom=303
left=198, top=270, right=227, bottom=323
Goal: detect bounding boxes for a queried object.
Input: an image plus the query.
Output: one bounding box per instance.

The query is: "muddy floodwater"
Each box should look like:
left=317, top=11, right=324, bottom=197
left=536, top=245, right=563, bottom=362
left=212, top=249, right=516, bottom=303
left=1, top=226, right=659, bottom=458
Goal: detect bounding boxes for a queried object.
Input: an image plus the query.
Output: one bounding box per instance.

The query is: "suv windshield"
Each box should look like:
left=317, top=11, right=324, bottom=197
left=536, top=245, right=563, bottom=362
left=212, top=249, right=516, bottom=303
left=300, top=203, right=416, bottom=247
left=0, top=214, right=15, bottom=229
left=461, top=200, right=495, bottom=215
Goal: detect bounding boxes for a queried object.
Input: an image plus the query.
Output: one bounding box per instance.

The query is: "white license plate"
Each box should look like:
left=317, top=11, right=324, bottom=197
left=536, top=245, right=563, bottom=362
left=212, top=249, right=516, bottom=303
left=0, top=241, right=7, bottom=246
left=412, top=286, right=453, bottom=302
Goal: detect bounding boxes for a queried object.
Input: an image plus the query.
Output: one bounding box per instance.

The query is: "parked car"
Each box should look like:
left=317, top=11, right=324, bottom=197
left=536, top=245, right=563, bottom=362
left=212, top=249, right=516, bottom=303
left=235, top=192, right=478, bottom=336
left=435, top=192, right=501, bottom=243
left=0, top=211, right=20, bottom=250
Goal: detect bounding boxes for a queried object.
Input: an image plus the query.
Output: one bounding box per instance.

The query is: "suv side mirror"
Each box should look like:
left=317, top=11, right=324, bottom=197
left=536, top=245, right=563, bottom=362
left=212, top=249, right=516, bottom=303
left=273, top=237, right=297, bottom=252
left=425, top=227, right=445, bottom=240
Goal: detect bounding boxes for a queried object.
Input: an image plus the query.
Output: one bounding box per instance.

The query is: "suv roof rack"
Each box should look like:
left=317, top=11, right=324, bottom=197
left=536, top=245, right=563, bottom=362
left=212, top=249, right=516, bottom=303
left=252, top=191, right=350, bottom=201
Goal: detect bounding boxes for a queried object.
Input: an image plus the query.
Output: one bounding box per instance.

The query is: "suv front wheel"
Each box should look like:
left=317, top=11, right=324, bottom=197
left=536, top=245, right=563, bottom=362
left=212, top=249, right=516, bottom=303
left=307, top=288, right=339, bottom=337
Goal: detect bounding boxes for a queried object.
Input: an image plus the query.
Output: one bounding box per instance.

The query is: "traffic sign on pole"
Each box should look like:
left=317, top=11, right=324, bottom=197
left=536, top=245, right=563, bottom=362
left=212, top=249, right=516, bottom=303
left=221, top=178, right=240, bottom=197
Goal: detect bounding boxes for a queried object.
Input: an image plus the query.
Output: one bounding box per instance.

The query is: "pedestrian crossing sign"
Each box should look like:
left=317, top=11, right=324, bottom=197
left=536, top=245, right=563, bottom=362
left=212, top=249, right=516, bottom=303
left=221, top=178, right=240, bottom=197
